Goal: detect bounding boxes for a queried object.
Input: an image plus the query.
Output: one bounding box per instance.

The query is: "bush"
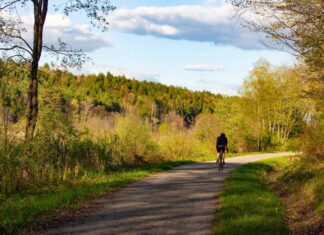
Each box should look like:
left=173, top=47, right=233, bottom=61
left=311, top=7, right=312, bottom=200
left=302, top=120, right=324, bottom=160
left=193, top=113, right=222, bottom=155
left=158, top=127, right=207, bottom=161
left=0, top=131, right=116, bottom=197
left=109, top=115, right=162, bottom=166
left=0, top=140, right=24, bottom=196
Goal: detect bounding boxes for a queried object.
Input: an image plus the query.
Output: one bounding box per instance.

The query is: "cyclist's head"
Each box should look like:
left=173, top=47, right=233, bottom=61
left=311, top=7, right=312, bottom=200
left=221, top=133, right=225, bottom=137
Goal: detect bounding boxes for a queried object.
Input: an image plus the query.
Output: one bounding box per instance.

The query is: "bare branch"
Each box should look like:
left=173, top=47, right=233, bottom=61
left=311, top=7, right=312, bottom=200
left=42, top=39, right=90, bottom=69
left=0, top=0, right=23, bottom=11
left=56, top=0, right=116, bottom=31
left=13, top=29, right=33, bottom=51
left=0, top=44, right=32, bottom=55
left=231, top=0, right=324, bottom=71
left=5, top=53, right=29, bottom=63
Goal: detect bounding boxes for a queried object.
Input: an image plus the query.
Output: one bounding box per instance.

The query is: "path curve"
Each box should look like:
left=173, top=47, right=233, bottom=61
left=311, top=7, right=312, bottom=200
left=41, top=152, right=295, bottom=235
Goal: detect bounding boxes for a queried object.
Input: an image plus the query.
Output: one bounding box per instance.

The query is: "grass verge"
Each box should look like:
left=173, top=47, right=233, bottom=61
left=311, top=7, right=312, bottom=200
left=0, top=152, right=267, bottom=234
left=0, top=160, right=192, bottom=234
left=270, top=155, right=324, bottom=234
left=214, top=157, right=290, bottom=235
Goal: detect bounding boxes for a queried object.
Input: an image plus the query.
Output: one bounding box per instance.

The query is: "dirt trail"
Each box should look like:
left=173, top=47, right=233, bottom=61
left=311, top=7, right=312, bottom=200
left=40, top=152, right=295, bottom=235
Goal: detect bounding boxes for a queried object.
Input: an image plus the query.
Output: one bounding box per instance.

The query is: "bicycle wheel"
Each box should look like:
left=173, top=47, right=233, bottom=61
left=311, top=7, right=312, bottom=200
left=218, top=152, right=224, bottom=172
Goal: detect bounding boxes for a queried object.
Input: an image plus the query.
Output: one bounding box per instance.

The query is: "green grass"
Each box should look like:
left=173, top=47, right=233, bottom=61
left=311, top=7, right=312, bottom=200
left=0, top=160, right=192, bottom=234
left=215, top=157, right=291, bottom=235
left=276, top=156, right=324, bottom=216
left=0, top=152, right=271, bottom=234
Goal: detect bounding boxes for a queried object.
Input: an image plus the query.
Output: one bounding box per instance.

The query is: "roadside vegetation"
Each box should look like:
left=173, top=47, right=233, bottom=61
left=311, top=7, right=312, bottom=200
left=215, top=155, right=324, bottom=235
left=0, top=59, right=307, bottom=199
left=270, top=156, right=324, bottom=234
left=0, top=160, right=193, bottom=234
left=222, top=1, right=324, bottom=233
left=215, top=157, right=290, bottom=235
left=0, top=58, right=317, bottom=233
left=0, top=0, right=322, bottom=234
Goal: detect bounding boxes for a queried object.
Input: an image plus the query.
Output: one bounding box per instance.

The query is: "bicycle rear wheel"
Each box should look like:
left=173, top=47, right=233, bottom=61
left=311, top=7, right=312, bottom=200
left=218, top=153, right=224, bottom=172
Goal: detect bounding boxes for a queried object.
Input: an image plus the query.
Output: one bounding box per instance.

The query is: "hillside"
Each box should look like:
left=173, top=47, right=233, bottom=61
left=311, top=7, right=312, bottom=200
left=8, top=63, right=221, bottom=128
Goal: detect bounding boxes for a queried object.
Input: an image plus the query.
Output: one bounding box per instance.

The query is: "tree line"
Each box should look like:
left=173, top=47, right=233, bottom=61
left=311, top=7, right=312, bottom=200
left=0, top=58, right=312, bottom=201
left=0, top=0, right=322, bottom=206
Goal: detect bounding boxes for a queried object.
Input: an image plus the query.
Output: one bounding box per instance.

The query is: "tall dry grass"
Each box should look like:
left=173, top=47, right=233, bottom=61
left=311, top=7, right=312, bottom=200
left=0, top=110, right=225, bottom=197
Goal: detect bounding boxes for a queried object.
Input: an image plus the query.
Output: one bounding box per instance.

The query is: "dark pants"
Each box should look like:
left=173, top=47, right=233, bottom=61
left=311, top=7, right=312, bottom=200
left=217, top=146, right=225, bottom=153
left=217, top=146, right=225, bottom=163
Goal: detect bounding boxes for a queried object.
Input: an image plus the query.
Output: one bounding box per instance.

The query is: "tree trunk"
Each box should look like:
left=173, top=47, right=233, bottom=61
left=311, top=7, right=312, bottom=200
left=25, top=0, right=48, bottom=142
left=25, top=62, right=39, bottom=142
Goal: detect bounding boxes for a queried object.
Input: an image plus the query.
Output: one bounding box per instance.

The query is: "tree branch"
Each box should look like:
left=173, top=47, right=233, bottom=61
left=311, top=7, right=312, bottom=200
left=5, top=53, right=29, bottom=62
left=0, top=44, right=32, bottom=56
left=0, top=0, right=23, bottom=11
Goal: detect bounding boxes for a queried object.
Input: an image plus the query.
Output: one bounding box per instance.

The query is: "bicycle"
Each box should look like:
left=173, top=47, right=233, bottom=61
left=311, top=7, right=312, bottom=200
left=217, top=150, right=225, bottom=172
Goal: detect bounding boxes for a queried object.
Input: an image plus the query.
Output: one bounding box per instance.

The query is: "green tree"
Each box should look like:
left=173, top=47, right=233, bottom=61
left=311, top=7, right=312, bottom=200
left=0, top=0, right=115, bottom=141
left=240, top=59, right=308, bottom=150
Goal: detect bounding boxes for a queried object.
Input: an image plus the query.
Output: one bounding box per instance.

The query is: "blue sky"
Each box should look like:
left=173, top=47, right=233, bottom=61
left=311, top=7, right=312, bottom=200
left=41, top=0, right=295, bottom=95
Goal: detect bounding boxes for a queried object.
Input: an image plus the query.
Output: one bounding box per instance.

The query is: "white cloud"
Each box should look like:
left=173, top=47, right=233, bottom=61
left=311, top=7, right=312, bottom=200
left=109, top=4, right=266, bottom=50
left=22, top=14, right=72, bottom=28
left=20, top=13, right=111, bottom=52
left=185, top=64, right=225, bottom=72
left=57, top=24, right=111, bottom=52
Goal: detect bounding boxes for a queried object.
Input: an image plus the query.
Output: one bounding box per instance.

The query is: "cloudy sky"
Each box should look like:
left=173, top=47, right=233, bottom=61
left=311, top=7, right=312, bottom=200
left=38, top=0, right=294, bottom=95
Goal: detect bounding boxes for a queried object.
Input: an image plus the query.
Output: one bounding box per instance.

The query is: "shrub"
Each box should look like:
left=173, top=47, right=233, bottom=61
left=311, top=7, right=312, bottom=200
left=302, top=121, right=324, bottom=160
left=0, top=140, right=24, bottom=196
left=110, top=115, right=162, bottom=166
left=158, top=127, right=206, bottom=161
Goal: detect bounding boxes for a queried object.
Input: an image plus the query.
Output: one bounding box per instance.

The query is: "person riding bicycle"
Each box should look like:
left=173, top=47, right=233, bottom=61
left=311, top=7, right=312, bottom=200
left=216, top=133, right=228, bottom=164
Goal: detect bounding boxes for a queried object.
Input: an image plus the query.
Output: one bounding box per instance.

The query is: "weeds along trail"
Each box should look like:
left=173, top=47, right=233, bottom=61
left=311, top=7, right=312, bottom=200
left=39, top=153, right=294, bottom=235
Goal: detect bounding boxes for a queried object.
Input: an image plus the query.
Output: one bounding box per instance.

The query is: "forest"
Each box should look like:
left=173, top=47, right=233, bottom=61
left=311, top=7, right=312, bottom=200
left=0, top=0, right=322, bottom=198
left=0, top=0, right=323, bottom=233
left=0, top=58, right=315, bottom=197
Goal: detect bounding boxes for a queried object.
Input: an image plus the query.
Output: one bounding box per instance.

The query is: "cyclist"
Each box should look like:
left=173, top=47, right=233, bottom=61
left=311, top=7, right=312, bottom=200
left=216, top=133, right=228, bottom=164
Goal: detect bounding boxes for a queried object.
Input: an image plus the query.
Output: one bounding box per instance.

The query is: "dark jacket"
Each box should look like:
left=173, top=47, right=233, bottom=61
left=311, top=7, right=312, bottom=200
left=216, top=136, right=228, bottom=148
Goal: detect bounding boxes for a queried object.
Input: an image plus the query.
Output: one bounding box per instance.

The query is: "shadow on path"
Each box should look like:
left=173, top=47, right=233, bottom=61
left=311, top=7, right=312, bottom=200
left=40, top=153, right=295, bottom=235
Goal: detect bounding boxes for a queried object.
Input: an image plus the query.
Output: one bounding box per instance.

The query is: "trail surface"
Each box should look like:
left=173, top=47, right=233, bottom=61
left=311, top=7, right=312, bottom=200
left=41, top=152, right=294, bottom=235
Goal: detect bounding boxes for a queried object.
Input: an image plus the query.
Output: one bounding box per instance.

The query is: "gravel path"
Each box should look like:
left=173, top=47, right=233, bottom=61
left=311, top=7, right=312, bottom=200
left=41, top=152, right=295, bottom=235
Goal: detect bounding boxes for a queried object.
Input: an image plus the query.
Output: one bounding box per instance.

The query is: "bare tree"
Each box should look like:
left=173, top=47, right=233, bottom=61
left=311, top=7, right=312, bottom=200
left=231, top=0, right=324, bottom=98
left=0, top=0, right=115, bottom=141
